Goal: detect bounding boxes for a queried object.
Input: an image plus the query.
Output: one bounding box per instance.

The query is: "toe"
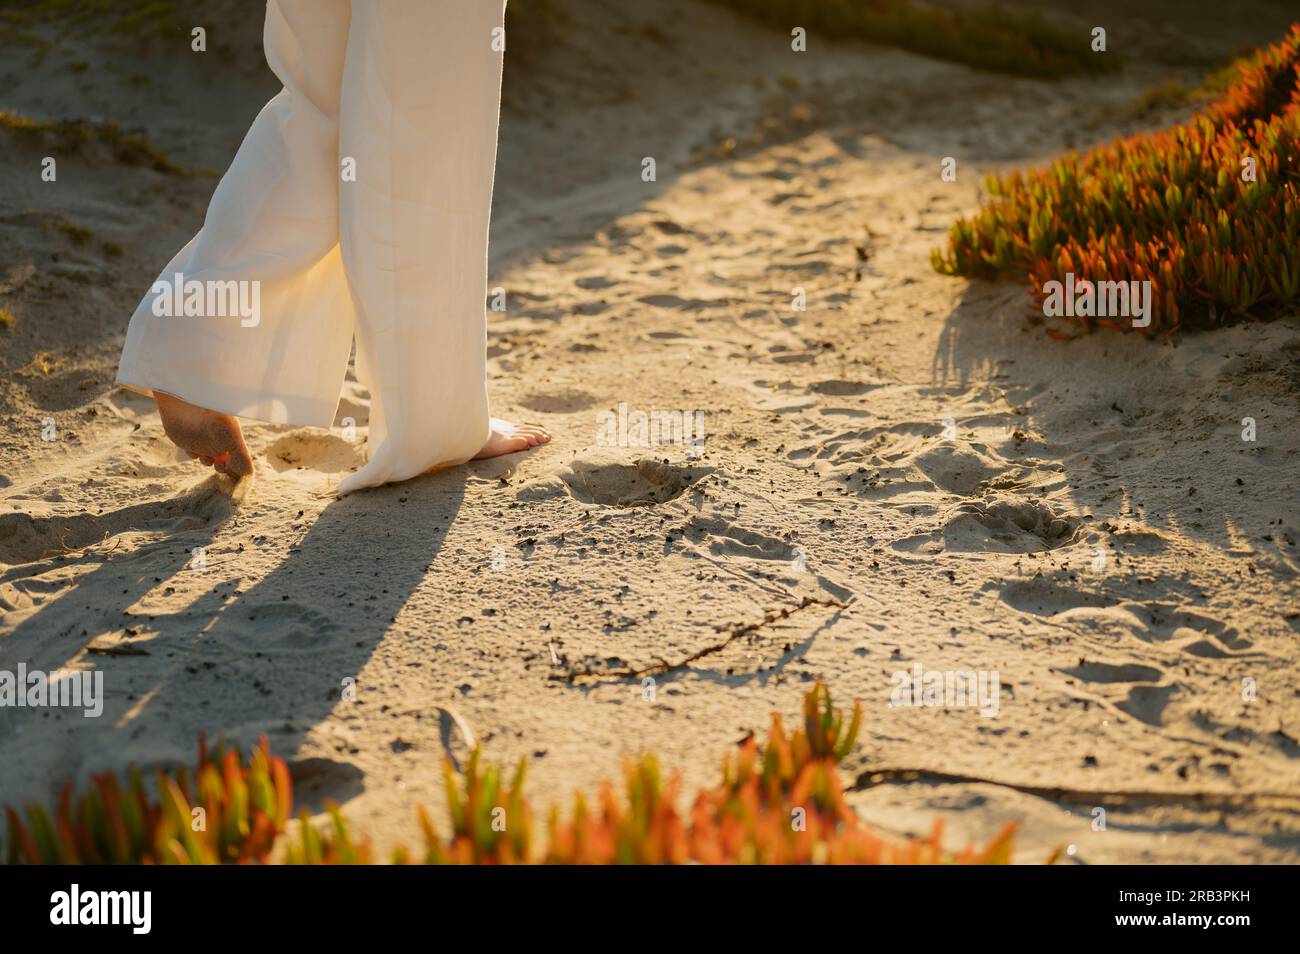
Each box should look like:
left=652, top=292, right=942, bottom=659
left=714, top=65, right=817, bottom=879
left=227, top=447, right=254, bottom=477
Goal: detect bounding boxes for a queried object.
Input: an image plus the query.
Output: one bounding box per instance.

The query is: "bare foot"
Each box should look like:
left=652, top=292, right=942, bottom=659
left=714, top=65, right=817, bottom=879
left=472, top=417, right=551, bottom=460
left=153, top=391, right=254, bottom=477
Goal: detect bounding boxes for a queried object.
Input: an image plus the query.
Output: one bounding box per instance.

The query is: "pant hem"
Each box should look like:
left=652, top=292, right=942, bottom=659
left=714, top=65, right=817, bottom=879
left=116, top=364, right=340, bottom=430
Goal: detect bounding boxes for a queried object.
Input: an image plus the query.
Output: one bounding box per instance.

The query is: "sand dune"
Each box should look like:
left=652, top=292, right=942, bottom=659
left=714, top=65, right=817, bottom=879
left=1, top=0, right=1298, bottom=862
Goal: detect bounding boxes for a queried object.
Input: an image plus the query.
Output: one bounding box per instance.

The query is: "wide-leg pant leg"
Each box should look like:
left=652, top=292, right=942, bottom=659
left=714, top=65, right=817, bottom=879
left=116, top=0, right=355, bottom=426
left=334, top=0, right=506, bottom=494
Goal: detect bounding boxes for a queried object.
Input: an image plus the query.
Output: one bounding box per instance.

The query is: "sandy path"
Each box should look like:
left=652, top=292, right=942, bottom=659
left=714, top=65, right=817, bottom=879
left=2, top=0, right=1298, bottom=863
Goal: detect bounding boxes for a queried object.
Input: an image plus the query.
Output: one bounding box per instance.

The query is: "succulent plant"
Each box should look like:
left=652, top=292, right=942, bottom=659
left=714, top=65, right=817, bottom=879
left=283, top=805, right=374, bottom=865
left=5, top=685, right=1017, bottom=865
left=420, top=748, right=533, bottom=864
left=932, top=24, right=1300, bottom=336
left=4, top=736, right=291, bottom=864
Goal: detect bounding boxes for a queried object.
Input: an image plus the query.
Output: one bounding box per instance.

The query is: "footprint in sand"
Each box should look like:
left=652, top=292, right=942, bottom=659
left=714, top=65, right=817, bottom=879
left=264, top=431, right=365, bottom=477
left=515, top=450, right=712, bottom=508
left=575, top=275, right=619, bottom=290
left=518, top=388, right=597, bottom=413
left=1005, top=588, right=1259, bottom=662
left=999, top=578, right=1117, bottom=615
left=740, top=378, right=820, bottom=414
left=1116, top=683, right=1180, bottom=727
left=808, top=379, right=879, bottom=397
left=1054, top=658, right=1181, bottom=728
left=1121, top=602, right=1258, bottom=655
left=0, top=487, right=234, bottom=566
left=911, top=443, right=1027, bottom=496
left=1058, top=660, right=1164, bottom=683
left=789, top=422, right=927, bottom=466
left=893, top=493, right=1079, bottom=555
left=810, top=432, right=1030, bottom=500
left=681, top=515, right=853, bottom=602
left=227, top=601, right=342, bottom=650
left=636, top=294, right=732, bottom=311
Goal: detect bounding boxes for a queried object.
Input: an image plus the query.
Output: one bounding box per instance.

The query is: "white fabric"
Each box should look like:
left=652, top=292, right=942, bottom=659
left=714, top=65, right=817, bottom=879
left=117, top=0, right=506, bottom=492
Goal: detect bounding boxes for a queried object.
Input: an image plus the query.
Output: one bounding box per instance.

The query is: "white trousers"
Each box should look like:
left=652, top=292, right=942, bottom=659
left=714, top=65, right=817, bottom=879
left=117, top=0, right=506, bottom=493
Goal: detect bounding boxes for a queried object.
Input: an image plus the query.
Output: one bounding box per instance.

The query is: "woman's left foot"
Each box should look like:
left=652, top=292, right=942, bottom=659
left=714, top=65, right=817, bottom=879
left=473, top=417, right=550, bottom=460
left=154, top=391, right=254, bottom=477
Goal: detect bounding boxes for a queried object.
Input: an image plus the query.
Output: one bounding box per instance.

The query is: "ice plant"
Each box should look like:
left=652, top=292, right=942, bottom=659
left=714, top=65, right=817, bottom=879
left=932, top=24, right=1300, bottom=336
left=3, top=736, right=291, bottom=864
left=686, top=685, right=1012, bottom=864
left=503, top=683, right=1012, bottom=864
left=283, top=805, right=374, bottom=865
left=4, top=685, right=1018, bottom=865
left=419, top=748, right=534, bottom=864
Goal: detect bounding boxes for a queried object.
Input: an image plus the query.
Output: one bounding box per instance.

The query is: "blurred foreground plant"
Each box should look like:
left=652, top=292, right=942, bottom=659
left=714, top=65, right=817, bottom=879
left=4, top=737, right=290, bottom=864
left=5, top=684, right=1015, bottom=865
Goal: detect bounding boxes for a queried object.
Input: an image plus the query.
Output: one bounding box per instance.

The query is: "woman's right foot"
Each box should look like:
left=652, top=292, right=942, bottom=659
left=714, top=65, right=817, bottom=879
left=472, top=417, right=550, bottom=460
left=153, top=391, right=254, bottom=477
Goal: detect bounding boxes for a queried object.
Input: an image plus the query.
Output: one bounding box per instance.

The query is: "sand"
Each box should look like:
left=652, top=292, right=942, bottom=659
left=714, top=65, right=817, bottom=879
left=1, top=0, right=1298, bottom=863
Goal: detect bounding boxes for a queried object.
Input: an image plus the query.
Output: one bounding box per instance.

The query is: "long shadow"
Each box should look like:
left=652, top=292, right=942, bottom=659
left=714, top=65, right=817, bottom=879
left=0, top=470, right=465, bottom=808
left=0, top=481, right=237, bottom=673
left=930, top=279, right=1300, bottom=580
